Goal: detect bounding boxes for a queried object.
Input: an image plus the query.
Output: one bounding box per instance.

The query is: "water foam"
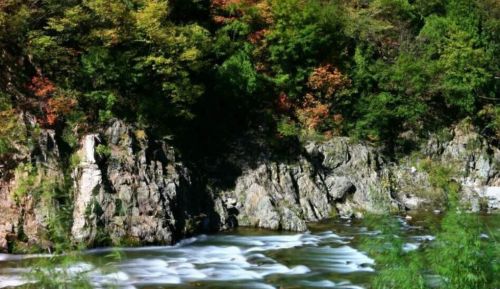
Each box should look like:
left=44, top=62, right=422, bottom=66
left=0, top=230, right=373, bottom=288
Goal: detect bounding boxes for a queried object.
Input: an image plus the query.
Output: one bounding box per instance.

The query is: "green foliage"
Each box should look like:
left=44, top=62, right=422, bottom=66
left=363, top=161, right=499, bottom=289
left=12, top=163, right=38, bottom=201
left=12, top=162, right=93, bottom=287
left=0, top=110, right=22, bottom=156
left=361, top=215, right=425, bottom=289
left=354, top=92, right=399, bottom=142
left=422, top=159, right=498, bottom=289
left=265, top=0, right=344, bottom=98
left=95, top=144, right=111, bottom=158
left=346, top=0, right=498, bottom=146
left=277, top=117, right=301, bottom=137
left=1, top=0, right=497, bottom=153
left=479, top=104, right=500, bottom=139
left=363, top=207, right=498, bottom=289
left=25, top=255, right=93, bottom=289
left=417, top=159, right=459, bottom=199
left=69, top=152, right=81, bottom=170
left=428, top=208, right=497, bottom=289
left=0, top=93, right=26, bottom=159
left=218, top=50, right=258, bottom=97
left=12, top=160, right=75, bottom=248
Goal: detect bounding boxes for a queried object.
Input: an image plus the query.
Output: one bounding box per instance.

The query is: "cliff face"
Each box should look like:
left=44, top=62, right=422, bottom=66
left=0, top=125, right=64, bottom=253
left=1, top=119, right=498, bottom=252
left=393, top=124, right=499, bottom=212
left=215, top=139, right=396, bottom=231
left=70, top=121, right=221, bottom=246
left=0, top=119, right=220, bottom=252
left=214, top=126, right=499, bottom=231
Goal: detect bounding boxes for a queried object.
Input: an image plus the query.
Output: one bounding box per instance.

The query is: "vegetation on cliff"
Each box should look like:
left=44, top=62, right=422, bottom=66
left=0, top=0, right=498, bottom=165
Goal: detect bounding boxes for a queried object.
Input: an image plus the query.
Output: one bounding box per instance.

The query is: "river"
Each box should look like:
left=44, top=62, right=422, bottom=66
left=0, top=213, right=498, bottom=289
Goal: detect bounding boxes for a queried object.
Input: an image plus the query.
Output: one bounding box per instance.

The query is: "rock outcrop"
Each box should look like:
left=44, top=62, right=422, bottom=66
left=393, top=124, right=499, bottom=212
left=0, top=126, right=64, bottom=253
left=215, top=138, right=397, bottom=231
left=214, top=124, right=499, bottom=231
left=1, top=119, right=498, bottom=252
left=71, top=121, right=195, bottom=246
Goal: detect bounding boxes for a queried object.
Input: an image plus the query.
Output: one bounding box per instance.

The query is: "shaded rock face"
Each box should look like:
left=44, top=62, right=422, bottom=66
left=0, top=177, right=18, bottom=252
left=215, top=138, right=398, bottom=231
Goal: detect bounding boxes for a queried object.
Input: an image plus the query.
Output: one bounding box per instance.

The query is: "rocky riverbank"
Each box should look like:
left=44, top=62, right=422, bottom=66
left=1, top=118, right=498, bottom=253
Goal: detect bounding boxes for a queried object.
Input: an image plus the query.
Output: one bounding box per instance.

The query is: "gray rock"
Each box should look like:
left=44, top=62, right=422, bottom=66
left=71, top=121, right=188, bottom=246
left=481, top=187, right=500, bottom=212
left=391, top=124, right=500, bottom=212
left=71, top=134, right=102, bottom=242
left=0, top=125, right=64, bottom=252
left=2, top=119, right=498, bottom=251
left=218, top=138, right=397, bottom=232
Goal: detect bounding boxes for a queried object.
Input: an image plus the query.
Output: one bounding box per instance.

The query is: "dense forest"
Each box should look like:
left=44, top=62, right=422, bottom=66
left=0, top=1, right=499, bottom=288
left=1, top=0, right=498, bottom=167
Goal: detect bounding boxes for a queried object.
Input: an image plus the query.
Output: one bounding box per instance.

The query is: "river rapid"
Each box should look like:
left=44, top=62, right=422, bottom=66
left=0, top=213, right=498, bottom=289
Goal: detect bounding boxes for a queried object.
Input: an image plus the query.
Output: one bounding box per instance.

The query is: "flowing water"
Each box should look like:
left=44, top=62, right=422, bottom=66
left=0, top=213, right=498, bottom=289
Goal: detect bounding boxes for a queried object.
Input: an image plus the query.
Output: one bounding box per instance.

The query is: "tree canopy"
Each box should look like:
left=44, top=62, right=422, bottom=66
left=0, top=0, right=498, bottom=159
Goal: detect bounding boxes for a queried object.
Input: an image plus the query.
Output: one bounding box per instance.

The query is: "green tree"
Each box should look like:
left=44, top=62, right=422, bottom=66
left=265, top=0, right=345, bottom=98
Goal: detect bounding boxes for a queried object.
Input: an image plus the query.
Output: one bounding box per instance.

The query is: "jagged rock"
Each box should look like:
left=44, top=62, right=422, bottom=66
left=218, top=138, right=397, bottom=231
left=71, top=121, right=187, bottom=246
left=217, top=125, right=499, bottom=231
left=391, top=124, right=500, bottom=211
left=0, top=178, right=17, bottom=253
left=391, top=165, right=436, bottom=210
left=1, top=119, right=498, bottom=251
left=440, top=126, right=498, bottom=186
left=0, top=128, right=64, bottom=252
left=71, top=134, right=102, bottom=242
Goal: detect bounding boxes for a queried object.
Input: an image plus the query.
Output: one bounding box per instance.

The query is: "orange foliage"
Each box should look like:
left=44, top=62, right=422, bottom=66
left=277, top=92, right=292, bottom=112
left=275, top=66, right=350, bottom=133
left=28, top=76, right=56, bottom=99
left=302, top=65, right=349, bottom=133
left=296, top=94, right=330, bottom=130
left=45, top=96, right=77, bottom=126
left=248, top=29, right=268, bottom=44
left=28, top=75, right=76, bottom=127
left=307, top=64, right=350, bottom=99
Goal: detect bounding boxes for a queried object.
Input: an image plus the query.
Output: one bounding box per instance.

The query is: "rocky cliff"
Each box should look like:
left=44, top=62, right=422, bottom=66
left=1, top=119, right=498, bottom=253
left=214, top=139, right=396, bottom=231
left=70, top=121, right=223, bottom=247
